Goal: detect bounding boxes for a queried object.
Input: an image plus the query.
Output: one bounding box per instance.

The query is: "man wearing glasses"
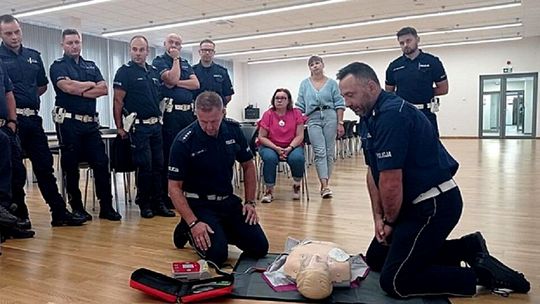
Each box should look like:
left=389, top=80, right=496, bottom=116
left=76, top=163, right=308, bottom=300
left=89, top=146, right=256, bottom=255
left=192, top=39, right=235, bottom=107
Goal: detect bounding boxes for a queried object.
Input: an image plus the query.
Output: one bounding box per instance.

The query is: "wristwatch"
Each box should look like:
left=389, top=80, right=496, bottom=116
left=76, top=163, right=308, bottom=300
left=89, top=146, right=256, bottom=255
left=245, top=200, right=256, bottom=207
left=383, top=218, right=396, bottom=228
left=338, top=121, right=344, bottom=125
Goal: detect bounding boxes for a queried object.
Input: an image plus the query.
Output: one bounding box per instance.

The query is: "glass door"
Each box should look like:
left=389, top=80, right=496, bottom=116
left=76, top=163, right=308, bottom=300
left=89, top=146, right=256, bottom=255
left=479, top=73, right=537, bottom=138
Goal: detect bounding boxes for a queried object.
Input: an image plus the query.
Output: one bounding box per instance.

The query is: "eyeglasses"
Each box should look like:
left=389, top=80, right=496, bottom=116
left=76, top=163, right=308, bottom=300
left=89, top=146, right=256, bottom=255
left=200, top=49, right=215, bottom=53
left=275, top=96, right=288, bottom=100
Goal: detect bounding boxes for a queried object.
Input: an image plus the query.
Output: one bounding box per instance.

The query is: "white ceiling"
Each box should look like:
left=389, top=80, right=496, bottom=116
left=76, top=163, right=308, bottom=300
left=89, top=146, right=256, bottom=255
left=4, top=0, right=540, bottom=63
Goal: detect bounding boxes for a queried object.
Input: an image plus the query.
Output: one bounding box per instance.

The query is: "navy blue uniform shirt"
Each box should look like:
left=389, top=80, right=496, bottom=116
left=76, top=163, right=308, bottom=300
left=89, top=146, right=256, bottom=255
left=152, top=53, right=194, bottom=104
left=0, top=60, right=14, bottom=119
left=0, top=43, right=48, bottom=110
left=360, top=90, right=458, bottom=204
left=192, top=62, right=234, bottom=106
left=113, top=61, right=162, bottom=119
left=49, top=54, right=105, bottom=115
left=385, top=50, right=446, bottom=104
left=168, top=118, right=253, bottom=196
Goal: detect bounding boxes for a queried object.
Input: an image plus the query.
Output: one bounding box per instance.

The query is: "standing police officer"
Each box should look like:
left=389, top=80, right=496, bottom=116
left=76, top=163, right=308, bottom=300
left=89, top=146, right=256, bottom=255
left=113, top=35, right=175, bottom=219
left=337, top=62, right=529, bottom=297
left=192, top=39, right=234, bottom=107
left=0, top=15, right=85, bottom=227
left=49, top=29, right=121, bottom=222
left=152, top=33, right=199, bottom=206
left=169, top=91, right=268, bottom=267
left=385, top=27, right=448, bottom=136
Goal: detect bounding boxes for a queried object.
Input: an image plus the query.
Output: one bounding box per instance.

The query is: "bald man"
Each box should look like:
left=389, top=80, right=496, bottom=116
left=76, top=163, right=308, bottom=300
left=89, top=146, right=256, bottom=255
left=152, top=33, right=199, bottom=208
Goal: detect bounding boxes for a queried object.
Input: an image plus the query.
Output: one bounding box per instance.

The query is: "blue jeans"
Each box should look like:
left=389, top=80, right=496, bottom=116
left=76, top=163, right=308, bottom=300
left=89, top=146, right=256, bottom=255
left=258, top=146, right=305, bottom=187
left=307, top=109, right=337, bottom=180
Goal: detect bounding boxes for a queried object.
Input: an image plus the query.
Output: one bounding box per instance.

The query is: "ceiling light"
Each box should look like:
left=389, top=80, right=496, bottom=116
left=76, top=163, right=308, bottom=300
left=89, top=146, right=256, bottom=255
left=102, top=0, right=347, bottom=37
left=183, top=1, right=521, bottom=48
left=14, top=0, right=112, bottom=18
left=216, top=22, right=522, bottom=58
left=247, top=36, right=522, bottom=65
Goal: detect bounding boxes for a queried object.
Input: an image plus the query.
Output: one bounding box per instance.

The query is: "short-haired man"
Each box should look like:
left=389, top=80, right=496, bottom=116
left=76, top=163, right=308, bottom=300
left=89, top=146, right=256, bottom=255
left=169, top=91, right=268, bottom=266
left=0, top=14, right=85, bottom=227
left=152, top=33, right=199, bottom=207
left=337, top=62, right=529, bottom=297
left=50, top=29, right=121, bottom=221
left=113, top=35, right=175, bottom=218
left=385, top=27, right=448, bottom=136
left=192, top=39, right=234, bottom=107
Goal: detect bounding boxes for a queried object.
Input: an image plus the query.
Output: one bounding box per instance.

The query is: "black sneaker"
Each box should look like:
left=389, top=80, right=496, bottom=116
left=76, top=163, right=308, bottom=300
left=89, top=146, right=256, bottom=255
left=154, top=204, right=176, bottom=217
left=16, top=218, right=32, bottom=230
left=51, top=210, right=87, bottom=227
left=173, top=221, right=188, bottom=248
left=3, top=226, right=35, bottom=239
left=99, top=208, right=122, bottom=221
left=72, top=209, right=93, bottom=221
left=461, top=231, right=489, bottom=264
left=473, top=253, right=530, bottom=293
left=0, top=205, right=18, bottom=227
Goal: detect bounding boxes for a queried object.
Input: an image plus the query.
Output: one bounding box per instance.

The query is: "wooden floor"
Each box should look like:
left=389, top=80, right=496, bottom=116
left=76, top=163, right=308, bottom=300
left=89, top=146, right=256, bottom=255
left=0, top=139, right=538, bottom=303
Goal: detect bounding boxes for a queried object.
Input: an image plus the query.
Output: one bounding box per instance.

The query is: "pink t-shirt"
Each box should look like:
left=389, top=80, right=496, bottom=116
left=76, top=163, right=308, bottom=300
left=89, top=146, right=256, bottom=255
left=257, top=108, right=306, bottom=148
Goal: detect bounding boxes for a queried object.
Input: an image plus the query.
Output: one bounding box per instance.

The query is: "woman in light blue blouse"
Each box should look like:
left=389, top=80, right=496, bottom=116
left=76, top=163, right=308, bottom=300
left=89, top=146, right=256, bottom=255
left=296, top=56, right=345, bottom=198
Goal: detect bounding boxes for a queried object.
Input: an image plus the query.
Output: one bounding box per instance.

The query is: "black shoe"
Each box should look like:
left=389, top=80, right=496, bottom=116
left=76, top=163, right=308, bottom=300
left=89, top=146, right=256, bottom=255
left=472, top=253, right=530, bottom=293
left=16, top=218, right=32, bottom=230
left=461, top=231, right=489, bottom=264
left=3, top=226, right=35, bottom=239
left=154, top=204, right=176, bottom=217
left=51, top=210, right=87, bottom=227
left=72, top=209, right=93, bottom=221
left=0, top=205, right=18, bottom=228
left=99, top=208, right=122, bottom=221
left=140, top=208, right=154, bottom=219
left=173, top=221, right=188, bottom=249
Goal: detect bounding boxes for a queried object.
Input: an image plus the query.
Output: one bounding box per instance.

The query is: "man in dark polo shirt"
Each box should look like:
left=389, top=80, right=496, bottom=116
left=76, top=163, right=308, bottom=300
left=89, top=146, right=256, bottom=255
left=0, top=14, right=85, bottom=227
left=49, top=28, right=121, bottom=222
left=113, top=35, right=175, bottom=219
left=385, top=27, right=448, bottom=136
left=192, top=39, right=234, bottom=107
left=152, top=33, right=199, bottom=206
left=338, top=62, right=529, bottom=298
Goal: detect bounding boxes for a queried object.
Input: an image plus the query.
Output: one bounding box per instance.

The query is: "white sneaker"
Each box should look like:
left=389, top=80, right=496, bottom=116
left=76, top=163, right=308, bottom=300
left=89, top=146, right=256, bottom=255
left=261, top=192, right=273, bottom=203
left=320, top=187, right=333, bottom=198
left=292, top=184, right=301, bottom=200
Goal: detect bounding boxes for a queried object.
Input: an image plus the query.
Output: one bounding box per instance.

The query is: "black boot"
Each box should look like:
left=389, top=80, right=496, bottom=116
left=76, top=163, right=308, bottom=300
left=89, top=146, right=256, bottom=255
left=0, top=204, right=18, bottom=228
left=154, top=203, right=176, bottom=217
left=173, top=220, right=188, bottom=248
left=3, top=226, right=35, bottom=239
left=51, top=209, right=87, bottom=227
left=472, top=253, right=530, bottom=293
left=460, top=231, right=489, bottom=264
left=99, top=205, right=122, bottom=221
left=72, top=209, right=93, bottom=221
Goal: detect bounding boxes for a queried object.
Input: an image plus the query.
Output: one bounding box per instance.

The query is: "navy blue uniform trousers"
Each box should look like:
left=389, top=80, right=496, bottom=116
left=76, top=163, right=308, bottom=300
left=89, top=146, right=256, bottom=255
left=365, top=188, right=477, bottom=297
left=130, top=123, right=164, bottom=209
left=56, top=119, right=113, bottom=211
left=179, top=195, right=268, bottom=266
left=0, top=126, right=27, bottom=218
left=18, top=115, right=65, bottom=212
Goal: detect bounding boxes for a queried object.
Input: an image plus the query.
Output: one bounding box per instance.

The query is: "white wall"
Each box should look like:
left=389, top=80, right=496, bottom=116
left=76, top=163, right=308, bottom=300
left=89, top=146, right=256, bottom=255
left=232, top=36, right=540, bottom=137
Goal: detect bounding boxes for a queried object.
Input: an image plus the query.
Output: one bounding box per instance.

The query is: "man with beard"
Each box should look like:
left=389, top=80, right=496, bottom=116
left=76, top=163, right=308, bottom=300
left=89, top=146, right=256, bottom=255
left=385, top=27, right=448, bottom=136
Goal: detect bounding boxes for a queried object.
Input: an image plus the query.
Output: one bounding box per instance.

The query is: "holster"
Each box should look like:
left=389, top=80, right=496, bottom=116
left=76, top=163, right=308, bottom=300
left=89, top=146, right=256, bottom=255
left=130, top=268, right=234, bottom=303
left=430, top=97, right=440, bottom=113
left=51, top=107, right=67, bottom=124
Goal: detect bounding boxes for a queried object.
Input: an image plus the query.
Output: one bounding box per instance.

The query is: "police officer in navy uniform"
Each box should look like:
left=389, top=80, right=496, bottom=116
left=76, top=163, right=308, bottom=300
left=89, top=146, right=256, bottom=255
left=385, top=27, right=448, bottom=136
left=169, top=91, right=268, bottom=267
left=152, top=33, right=199, bottom=206
left=0, top=56, right=35, bottom=239
left=113, top=35, right=175, bottom=219
left=337, top=62, right=530, bottom=298
left=49, top=29, right=121, bottom=222
left=192, top=39, right=234, bottom=107
left=0, top=15, right=85, bottom=227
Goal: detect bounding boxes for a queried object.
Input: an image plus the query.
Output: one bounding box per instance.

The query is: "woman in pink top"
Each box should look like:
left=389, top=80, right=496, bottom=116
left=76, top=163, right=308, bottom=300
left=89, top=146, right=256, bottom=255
left=257, top=88, right=306, bottom=203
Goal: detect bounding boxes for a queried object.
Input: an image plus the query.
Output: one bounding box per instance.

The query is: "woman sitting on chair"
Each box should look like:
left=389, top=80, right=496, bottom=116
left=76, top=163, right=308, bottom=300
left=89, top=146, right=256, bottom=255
left=258, top=88, right=306, bottom=203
